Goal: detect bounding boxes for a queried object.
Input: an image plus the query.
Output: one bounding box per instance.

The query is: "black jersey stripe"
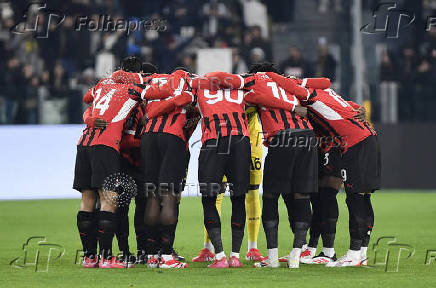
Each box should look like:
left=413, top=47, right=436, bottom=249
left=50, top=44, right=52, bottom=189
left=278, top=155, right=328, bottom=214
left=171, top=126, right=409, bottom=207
left=213, top=114, right=221, bottom=137
left=158, top=114, right=169, bottom=132
left=308, top=89, right=317, bottom=102
left=232, top=112, right=243, bottom=135
left=148, top=117, right=158, bottom=132
left=310, top=119, right=331, bottom=138
left=79, top=127, right=90, bottom=146
left=290, top=111, right=301, bottom=129
left=241, top=113, right=248, bottom=129
left=302, top=118, right=310, bottom=129
left=309, top=111, right=341, bottom=139
left=204, top=117, right=212, bottom=132
left=269, top=110, right=279, bottom=123
left=244, top=79, right=255, bottom=88
left=223, top=113, right=232, bottom=136
left=279, top=109, right=291, bottom=130
left=363, top=121, right=375, bottom=135
left=135, top=84, right=148, bottom=89
left=86, top=128, right=97, bottom=146
left=170, top=113, right=180, bottom=126
left=347, top=118, right=365, bottom=130
left=128, top=88, right=142, bottom=98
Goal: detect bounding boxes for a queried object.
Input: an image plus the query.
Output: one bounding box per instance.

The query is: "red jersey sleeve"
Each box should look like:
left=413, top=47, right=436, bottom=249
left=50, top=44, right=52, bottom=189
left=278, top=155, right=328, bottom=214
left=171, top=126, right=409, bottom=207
left=83, top=88, right=94, bottom=104
left=347, top=101, right=362, bottom=110
left=83, top=106, right=97, bottom=127
left=147, top=91, right=194, bottom=118
left=293, top=77, right=331, bottom=89
left=265, top=72, right=310, bottom=100
left=244, top=85, right=297, bottom=111
left=203, top=71, right=245, bottom=90
left=142, top=70, right=189, bottom=100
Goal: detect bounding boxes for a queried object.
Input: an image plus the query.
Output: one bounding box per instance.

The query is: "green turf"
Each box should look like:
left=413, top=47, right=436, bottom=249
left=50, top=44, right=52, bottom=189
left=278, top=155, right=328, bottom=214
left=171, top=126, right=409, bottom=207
left=1, top=192, right=436, bottom=287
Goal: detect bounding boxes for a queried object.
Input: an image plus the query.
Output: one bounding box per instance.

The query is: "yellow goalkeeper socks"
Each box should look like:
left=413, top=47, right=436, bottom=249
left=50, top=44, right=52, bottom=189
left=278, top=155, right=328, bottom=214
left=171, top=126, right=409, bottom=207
left=245, top=189, right=261, bottom=249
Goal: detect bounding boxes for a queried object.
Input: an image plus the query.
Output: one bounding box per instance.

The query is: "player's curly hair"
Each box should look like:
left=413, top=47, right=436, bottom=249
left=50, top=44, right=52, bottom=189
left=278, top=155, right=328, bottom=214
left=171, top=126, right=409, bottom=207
left=121, top=56, right=142, bottom=73
left=248, top=62, right=280, bottom=74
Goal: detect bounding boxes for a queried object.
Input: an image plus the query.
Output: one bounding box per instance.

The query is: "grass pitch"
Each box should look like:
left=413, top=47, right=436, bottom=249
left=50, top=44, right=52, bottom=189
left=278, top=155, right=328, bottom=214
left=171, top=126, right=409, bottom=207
left=1, top=191, right=436, bottom=288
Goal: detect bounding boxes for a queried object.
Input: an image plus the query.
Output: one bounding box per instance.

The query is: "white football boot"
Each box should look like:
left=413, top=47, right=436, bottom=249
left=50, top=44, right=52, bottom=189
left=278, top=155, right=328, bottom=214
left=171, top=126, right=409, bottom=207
left=287, top=248, right=301, bottom=269
left=326, top=250, right=362, bottom=267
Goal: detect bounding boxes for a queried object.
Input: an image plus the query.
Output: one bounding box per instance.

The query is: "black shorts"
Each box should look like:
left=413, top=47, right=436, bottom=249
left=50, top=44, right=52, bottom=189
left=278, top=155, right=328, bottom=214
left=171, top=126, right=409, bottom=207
left=319, top=147, right=342, bottom=179
left=198, top=135, right=250, bottom=197
left=73, top=145, right=121, bottom=192
left=121, top=157, right=144, bottom=196
left=141, top=132, right=188, bottom=194
left=263, top=130, right=318, bottom=195
left=341, top=135, right=381, bottom=194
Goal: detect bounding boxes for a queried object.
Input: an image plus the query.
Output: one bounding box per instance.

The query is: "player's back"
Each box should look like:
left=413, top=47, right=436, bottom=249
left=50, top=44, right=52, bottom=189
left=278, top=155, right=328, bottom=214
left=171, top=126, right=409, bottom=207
left=84, top=78, right=138, bottom=151
left=142, top=73, right=191, bottom=142
left=250, top=73, right=312, bottom=140
left=307, top=88, right=376, bottom=151
left=196, top=88, right=248, bottom=143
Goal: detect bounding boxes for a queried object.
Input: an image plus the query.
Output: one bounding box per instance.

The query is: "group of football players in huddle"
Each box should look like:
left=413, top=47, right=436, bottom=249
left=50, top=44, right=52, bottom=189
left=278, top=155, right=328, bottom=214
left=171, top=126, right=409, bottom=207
left=73, top=56, right=380, bottom=269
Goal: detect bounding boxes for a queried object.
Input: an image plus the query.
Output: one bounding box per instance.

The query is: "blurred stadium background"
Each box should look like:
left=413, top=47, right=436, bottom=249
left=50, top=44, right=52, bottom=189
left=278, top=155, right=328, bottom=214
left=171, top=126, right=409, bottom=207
left=0, top=0, right=435, bottom=200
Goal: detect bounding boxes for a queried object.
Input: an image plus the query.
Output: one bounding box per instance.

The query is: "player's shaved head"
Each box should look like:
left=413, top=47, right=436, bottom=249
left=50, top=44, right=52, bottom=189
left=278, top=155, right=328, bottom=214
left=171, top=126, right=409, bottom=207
left=248, top=62, right=280, bottom=74
left=121, top=56, right=142, bottom=73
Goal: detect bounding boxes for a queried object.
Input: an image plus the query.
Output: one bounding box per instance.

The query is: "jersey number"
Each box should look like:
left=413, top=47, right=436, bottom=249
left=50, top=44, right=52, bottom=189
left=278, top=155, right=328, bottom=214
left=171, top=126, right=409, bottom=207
left=266, top=82, right=299, bottom=106
left=327, top=89, right=349, bottom=108
left=94, top=88, right=116, bottom=115
left=203, top=89, right=243, bottom=105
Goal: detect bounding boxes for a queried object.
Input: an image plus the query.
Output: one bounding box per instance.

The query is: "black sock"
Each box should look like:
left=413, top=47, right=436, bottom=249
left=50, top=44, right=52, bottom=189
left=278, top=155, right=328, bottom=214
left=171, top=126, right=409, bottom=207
left=284, top=194, right=311, bottom=249
left=262, top=194, right=279, bottom=249
left=116, top=205, right=130, bottom=255
left=320, top=187, right=339, bottom=248
left=230, top=195, right=246, bottom=253
left=145, top=225, right=160, bottom=255
left=362, top=194, right=374, bottom=247
left=160, top=224, right=176, bottom=255
left=98, top=211, right=116, bottom=258
left=309, top=193, right=321, bottom=248
left=293, top=202, right=311, bottom=248
left=170, top=203, right=180, bottom=247
left=77, top=211, right=97, bottom=257
left=134, top=195, right=146, bottom=253
left=346, top=194, right=366, bottom=251
left=202, top=196, right=223, bottom=254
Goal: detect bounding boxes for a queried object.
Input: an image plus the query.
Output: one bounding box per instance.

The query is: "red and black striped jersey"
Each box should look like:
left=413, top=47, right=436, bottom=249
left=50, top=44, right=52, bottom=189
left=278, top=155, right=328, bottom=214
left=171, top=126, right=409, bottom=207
left=195, top=72, right=303, bottom=143
left=266, top=72, right=377, bottom=152
left=195, top=88, right=250, bottom=143
left=142, top=73, right=190, bottom=142
left=120, top=104, right=144, bottom=167
left=244, top=73, right=313, bottom=143
left=304, top=88, right=376, bottom=153
left=77, top=78, right=141, bottom=152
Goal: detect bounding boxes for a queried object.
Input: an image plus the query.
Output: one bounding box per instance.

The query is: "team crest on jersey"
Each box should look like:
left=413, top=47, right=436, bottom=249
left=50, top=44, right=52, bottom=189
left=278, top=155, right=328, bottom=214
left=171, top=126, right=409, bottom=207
left=259, top=73, right=270, bottom=79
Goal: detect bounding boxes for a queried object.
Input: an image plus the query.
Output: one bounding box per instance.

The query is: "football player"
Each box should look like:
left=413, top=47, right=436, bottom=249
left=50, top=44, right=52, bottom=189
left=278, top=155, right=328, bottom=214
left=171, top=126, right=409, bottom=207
left=192, top=105, right=265, bottom=263
left=267, top=72, right=380, bottom=267
left=73, top=56, right=144, bottom=268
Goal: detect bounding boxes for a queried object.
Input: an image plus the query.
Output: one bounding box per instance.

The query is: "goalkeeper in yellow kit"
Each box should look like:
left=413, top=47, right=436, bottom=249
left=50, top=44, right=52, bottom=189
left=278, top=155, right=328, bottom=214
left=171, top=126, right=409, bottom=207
left=192, top=107, right=265, bottom=262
